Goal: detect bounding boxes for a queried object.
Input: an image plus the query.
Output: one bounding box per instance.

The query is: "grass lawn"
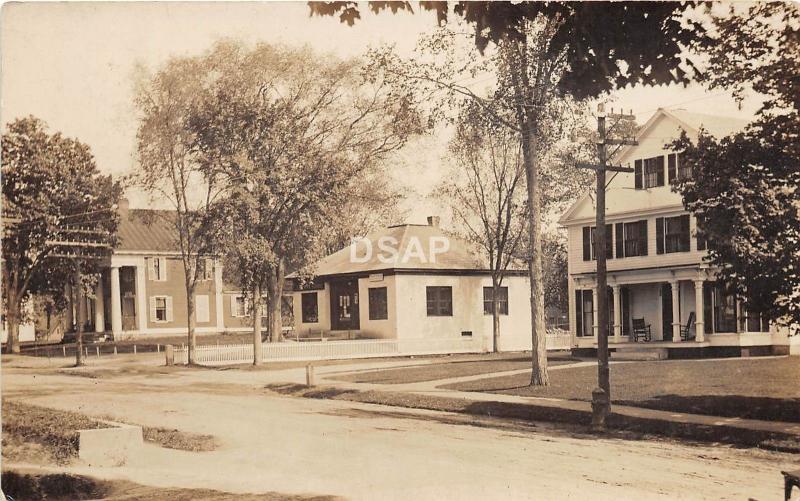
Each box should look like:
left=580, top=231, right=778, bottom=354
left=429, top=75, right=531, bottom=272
left=332, top=355, right=579, bottom=384
left=1, top=470, right=340, bottom=500
left=2, top=401, right=110, bottom=464
left=443, top=357, right=800, bottom=423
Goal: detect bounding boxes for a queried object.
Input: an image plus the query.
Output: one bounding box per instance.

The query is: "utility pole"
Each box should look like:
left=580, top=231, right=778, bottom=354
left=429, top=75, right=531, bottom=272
left=578, top=104, right=637, bottom=431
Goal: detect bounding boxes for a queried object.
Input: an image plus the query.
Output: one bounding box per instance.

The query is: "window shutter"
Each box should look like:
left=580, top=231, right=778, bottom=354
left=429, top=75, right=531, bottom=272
left=165, top=296, right=173, bottom=322
left=634, top=160, right=642, bottom=189
left=149, top=296, right=157, bottom=322
left=575, top=290, right=583, bottom=337
left=656, top=217, right=665, bottom=254
left=605, top=224, right=613, bottom=258
left=160, top=258, right=167, bottom=281
left=680, top=215, right=691, bottom=251
left=582, top=227, right=591, bottom=261
left=615, top=223, right=624, bottom=258
left=639, top=220, right=649, bottom=255
left=148, top=258, right=155, bottom=281
left=656, top=156, right=665, bottom=186
left=667, top=154, right=676, bottom=183
left=230, top=295, right=238, bottom=316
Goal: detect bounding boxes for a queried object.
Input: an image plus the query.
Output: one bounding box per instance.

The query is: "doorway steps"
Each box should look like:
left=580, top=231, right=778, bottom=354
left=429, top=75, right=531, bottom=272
left=611, top=346, right=668, bottom=361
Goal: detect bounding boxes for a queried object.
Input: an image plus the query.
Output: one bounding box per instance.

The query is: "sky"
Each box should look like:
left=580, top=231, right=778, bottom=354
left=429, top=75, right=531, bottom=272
left=1, top=1, right=765, bottom=225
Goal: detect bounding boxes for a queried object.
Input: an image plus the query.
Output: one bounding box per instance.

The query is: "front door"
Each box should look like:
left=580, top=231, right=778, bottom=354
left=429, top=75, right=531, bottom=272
left=661, top=283, right=673, bottom=341
left=330, top=280, right=360, bottom=330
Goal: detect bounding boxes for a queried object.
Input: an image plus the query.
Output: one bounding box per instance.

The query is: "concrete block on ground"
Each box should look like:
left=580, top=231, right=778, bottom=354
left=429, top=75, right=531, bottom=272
left=79, top=422, right=143, bottom=467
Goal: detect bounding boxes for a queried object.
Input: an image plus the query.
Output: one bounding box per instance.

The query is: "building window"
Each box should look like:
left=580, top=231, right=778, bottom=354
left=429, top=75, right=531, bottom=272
left=483, top=286, right=509, bottom=315
left=301, top=292, right=318, bottom=323
left=149, top=257, right=167, bottom=281
left=583, top=225, right=613, bottom=261
left=198, top=258, right=214, bottom=281
left=426, top=286, right=453, bottom=316
left=574, top=289, right=594, bottom=337
left=644, top=156, right=665, bottom=188
left=151, top=295, right=172, bottom=322
left=368, top=287, right=388, bottom=320
left=741, top=307, right=769, bottom=333
left=616, top=220, right=648, bottom=257
left=195, top=295, right=210, bottom=323
left=656, top=215, right=690, bottom=254
left=232, top=295, right=247, bottom=317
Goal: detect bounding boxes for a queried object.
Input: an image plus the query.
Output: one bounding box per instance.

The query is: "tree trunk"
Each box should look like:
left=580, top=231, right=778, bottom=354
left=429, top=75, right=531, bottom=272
left=74, top=268, right=85, bottom=367
left=521, top=124, right=549, bottom=386
left=269, top=259, right=285, bottom=343
left=187, top=284, right=197, bottom=365
left=5, top=293, right=21, bottom=355
left=492, top=279, right=501, bottom=353
left=252, top=283, right=263, bottom=365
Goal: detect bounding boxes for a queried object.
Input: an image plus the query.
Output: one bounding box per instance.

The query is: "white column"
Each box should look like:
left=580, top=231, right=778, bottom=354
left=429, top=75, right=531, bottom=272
left=592, top=287, right=599, bottom=338
left=735, top=299, right=743, bottom=333
left=670, top=280, right=681, bottom=342
left=135, top=264, right=148, bottom=334
left=110, top=266, right=122, bottom=339
left=94, top=277, right=105, bottom=333
left=214, top=258, right=224, bottom=332
left=694, top=279, right=705, bottom=342
left=612, top=284, right=622, bottom=341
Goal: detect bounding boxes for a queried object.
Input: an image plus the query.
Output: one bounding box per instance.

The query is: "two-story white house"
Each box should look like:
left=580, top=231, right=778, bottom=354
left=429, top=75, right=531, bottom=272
left=560, top=108, right=799, bottom=358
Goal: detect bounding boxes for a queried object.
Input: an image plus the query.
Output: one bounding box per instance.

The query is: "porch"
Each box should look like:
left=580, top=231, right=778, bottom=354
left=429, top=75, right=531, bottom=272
left=572, top=267, right=777, bottom=355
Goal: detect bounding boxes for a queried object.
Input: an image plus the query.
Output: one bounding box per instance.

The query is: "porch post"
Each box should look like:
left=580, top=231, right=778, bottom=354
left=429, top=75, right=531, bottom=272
left=110, top=266, right=122, bottom=339
left=65, top=283, right=74, bottom=332
left=135, top=264, right=148, bottom=333
left=592, top=287, right=599, bottom=338
left=735, top=299, right=742, bottom=333
left=94, top=277, right=105, bottom=333
left=670, top=280, right=681, bottom=342
left=612, top=284, right=622, bottom=341
left=694, top=279, right=705, bottom=342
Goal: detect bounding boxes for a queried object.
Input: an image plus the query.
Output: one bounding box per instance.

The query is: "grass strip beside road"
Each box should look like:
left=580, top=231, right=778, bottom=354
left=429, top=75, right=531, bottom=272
left=266, top=383, right=800, bottom=453
left=2, top=401, right=110, bottom=464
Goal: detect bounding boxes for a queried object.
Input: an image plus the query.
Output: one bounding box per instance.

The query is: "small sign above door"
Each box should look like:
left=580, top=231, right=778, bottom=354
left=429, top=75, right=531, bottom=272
left=369, top=273, right=384, bottom=282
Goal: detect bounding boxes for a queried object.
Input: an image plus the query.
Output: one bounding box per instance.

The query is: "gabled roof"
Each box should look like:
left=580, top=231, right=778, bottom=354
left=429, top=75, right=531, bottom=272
left=116, top=209, right=179, bottom=253
left=300, top=223, right=510, bottom=277
left=559, top=108, right=751, bottom=225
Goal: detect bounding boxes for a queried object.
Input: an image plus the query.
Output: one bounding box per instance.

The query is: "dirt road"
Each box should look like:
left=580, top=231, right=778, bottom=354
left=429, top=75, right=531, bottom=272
left=2, top=358, right=794, bottom=500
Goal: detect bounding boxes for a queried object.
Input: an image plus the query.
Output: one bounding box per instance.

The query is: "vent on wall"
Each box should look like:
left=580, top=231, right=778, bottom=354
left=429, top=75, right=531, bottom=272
left=461, top=331, right=473, bottom=337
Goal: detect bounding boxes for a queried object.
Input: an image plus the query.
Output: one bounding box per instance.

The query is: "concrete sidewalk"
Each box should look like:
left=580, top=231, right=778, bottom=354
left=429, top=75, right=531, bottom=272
left=314, top=362, right=800, bottom=439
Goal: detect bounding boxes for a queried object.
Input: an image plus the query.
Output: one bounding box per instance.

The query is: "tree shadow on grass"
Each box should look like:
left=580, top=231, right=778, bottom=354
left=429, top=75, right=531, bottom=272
left=616, top=395, right=800, bottom=423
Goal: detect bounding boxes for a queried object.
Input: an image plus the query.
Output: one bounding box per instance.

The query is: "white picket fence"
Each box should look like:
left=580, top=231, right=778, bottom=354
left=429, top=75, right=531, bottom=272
left=173, top=329, right=573, bottom=366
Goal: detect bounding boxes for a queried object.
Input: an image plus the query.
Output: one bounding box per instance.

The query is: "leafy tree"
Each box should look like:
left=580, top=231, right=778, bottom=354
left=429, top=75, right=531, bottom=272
left=2, top=116, right=120, bottom=360
left=675, top=3, right=800, bottom=334
left=436, top=104, right=528, bottom=352
left=132, top=55, right=223, bottom=365
left=542, top=233, right=569, bottom=320
left=322, top=1, right=704, bottom=386
left=187, top=42, right=421, bottom=361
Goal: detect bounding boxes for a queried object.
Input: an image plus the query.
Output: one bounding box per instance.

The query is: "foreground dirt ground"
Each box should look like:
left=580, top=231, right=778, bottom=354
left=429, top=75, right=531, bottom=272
left=2, top=354, right=796, bottom=500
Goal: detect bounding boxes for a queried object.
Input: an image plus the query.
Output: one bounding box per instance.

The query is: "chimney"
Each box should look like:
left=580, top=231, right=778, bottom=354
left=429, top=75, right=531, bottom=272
left=427, top=216, right=440, bottom=227
left=117, top=197, right=130, bottom=219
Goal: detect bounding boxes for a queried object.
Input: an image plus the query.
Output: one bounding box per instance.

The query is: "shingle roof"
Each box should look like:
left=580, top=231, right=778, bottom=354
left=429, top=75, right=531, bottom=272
left=302, top=223, right=508, bottom=277
left=116, top=209, right=179, bottom=253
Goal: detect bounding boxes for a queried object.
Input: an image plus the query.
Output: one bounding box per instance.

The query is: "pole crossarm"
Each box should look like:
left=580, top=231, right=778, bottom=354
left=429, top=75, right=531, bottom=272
left=603, top=138, right=638, bottom=146
left=576, top=162, right=635, bottom=173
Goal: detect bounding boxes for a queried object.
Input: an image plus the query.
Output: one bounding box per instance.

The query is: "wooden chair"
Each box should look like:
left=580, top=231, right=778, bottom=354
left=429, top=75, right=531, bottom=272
left=782, top=470, right=800, bottom=501
left=632, top=318, right=652, bottom=342
left=680, top=312, right=696, bottom=341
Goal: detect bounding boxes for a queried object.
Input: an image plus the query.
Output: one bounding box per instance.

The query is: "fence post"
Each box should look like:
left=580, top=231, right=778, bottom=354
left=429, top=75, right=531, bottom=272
left=157, top=344, right=160, bottom=353
left=62, top=346, right=66, bottom=357
left=165, top=344, right=174, bottom=366
left=114, top=345, right=118, bottom=356
left=133, top=344, right=137, bottom=355
left=96, top=346, right=100, bottom=358
left=305, top=364, right=315, bottom=386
